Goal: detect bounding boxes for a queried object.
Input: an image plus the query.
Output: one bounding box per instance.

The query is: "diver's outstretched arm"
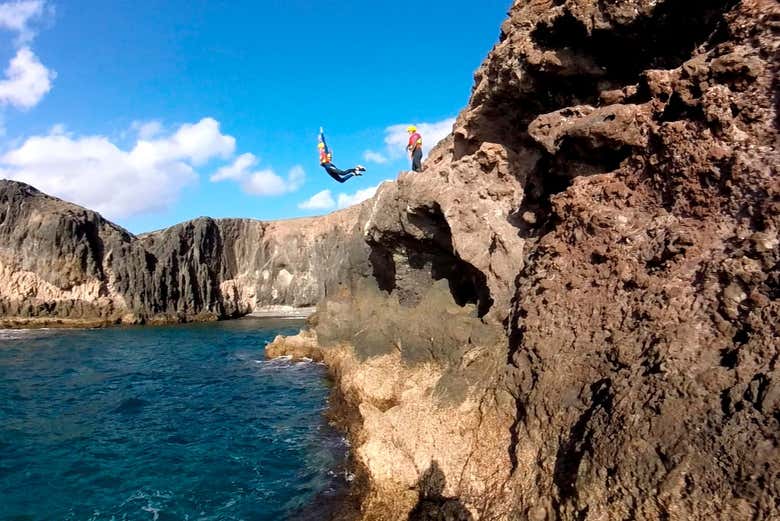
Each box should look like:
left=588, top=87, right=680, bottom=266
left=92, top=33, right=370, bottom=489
left=319, top=128, right=330, bottom=155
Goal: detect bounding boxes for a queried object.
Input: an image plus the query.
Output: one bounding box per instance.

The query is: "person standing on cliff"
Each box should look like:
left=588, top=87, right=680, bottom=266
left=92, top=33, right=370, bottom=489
left=318, top=128, right=366, bottom=183
left=406, top=125, right=423, bottom=172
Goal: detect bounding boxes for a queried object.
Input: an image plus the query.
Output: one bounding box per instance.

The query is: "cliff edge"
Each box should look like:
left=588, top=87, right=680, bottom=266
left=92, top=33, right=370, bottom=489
left=1, top=0, right=777, bottom=518
left=270, top=0, right=779, bottom=519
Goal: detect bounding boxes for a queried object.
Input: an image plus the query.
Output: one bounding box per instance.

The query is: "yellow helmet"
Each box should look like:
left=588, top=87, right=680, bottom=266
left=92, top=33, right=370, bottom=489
left=317, top=142, right=325, bottom=149
left=407, top=125, right=417, bottom=132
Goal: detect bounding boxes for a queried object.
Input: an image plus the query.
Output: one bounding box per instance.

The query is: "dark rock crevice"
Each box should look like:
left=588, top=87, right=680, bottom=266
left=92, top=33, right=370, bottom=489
left=533, top=0, right=738, bottom=82
left=75, top=220, right=105, bottom=283
left=367, top=205, right=494, bottom=318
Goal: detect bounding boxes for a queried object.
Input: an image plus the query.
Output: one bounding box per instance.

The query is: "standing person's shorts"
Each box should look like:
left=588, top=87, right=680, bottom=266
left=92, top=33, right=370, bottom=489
left=412, top=148, right=423, bottom=172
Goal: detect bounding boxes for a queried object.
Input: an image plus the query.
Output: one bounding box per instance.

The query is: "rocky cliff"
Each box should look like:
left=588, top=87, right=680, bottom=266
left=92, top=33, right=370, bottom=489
left=269, top=0, right=779, bottom=519
left=0, top=180, right=369, bottom=327
left=2, top=0, right=777, bottom=518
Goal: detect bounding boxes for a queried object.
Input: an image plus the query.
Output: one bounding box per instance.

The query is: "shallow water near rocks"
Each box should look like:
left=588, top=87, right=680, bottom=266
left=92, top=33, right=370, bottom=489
left=0, top=318, right=348, bottom=521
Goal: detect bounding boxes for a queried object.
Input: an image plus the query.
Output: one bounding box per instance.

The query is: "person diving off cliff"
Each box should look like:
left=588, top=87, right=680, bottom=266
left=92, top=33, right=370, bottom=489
left=318, top=128, right=366, bottom=183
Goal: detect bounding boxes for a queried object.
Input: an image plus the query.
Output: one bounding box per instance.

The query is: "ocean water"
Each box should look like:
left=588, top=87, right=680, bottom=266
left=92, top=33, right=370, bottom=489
left=0, top=318, right=349, bottom=521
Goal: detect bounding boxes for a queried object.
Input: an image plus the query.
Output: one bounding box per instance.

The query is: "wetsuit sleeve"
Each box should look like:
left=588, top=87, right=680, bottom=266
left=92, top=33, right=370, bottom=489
left=319, top=130, right=330, bottom=155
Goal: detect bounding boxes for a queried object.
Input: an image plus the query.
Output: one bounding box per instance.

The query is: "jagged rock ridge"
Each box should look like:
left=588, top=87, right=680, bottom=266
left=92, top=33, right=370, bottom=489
left=271, top=0, right=778, bottom=519
left=1, top=0, right=777, bottom=519
left=0, top=180, right=368, bottom=327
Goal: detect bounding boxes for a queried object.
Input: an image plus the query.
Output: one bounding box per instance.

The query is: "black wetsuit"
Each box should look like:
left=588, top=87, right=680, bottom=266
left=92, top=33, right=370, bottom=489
left=319, top=132, right=358, bottom=183
left=321, top=163, right=357, bottom=183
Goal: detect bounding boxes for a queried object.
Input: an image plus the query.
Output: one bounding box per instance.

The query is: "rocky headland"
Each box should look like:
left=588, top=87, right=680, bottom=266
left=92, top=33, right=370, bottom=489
left=268, top=0, right=779, bottom=519
left=1, top=0, right=777, bottom=519
left=0, top=179, right=369, bottom=327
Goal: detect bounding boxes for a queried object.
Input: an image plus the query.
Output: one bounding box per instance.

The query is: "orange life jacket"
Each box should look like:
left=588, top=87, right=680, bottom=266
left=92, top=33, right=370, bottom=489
left=408, top=132, right=422, bottom=150
left=319, top=149, right=332, bottom=165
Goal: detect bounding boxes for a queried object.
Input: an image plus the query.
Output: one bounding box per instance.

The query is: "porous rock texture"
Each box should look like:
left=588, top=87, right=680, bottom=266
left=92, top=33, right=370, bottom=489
left=269, top=0, right=779, bottom=519
left=0, top=180, right=368, bottom=327
left=2, top=0, right=778, bottom=518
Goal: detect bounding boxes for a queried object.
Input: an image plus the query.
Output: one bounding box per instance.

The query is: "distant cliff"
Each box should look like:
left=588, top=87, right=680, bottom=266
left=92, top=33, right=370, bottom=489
left=0, top=180, right=369, bottom=327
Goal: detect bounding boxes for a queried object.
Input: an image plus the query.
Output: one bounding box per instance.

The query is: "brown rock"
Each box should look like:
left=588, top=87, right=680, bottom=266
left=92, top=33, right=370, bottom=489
left=3, top=0, right=778, bottom=520
left=291, top=0, right=780, bottom=519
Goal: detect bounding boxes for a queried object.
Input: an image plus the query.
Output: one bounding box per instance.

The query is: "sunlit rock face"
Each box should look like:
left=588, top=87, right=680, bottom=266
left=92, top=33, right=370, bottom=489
left=273, top=0, right=778, bottom=519
left=2, top=0, right=778, bottom=519
left=0, top=179, right=369, bottom=327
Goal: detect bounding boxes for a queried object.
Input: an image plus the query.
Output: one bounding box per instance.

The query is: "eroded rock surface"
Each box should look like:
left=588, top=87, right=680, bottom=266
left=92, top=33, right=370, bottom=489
left=272, top=0, right=778, bottom=519
left=269, top=282, right=514, bottom=519
left=3, top=0, right=777, bottom=518
left=0, top=180, right=368, bottom=326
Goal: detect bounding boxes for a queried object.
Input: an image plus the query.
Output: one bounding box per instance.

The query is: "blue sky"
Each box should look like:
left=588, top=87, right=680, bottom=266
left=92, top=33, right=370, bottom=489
left=0, top=0, right=510, bottom=233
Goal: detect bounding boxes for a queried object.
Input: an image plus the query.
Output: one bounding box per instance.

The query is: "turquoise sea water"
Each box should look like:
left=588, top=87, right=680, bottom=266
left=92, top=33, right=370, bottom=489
left=0, top=318, right=348, bottom=521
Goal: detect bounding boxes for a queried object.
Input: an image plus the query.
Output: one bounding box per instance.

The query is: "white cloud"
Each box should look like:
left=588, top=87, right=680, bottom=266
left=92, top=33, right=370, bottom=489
left=363, top=150, right=387, bottom=164
left=287, top=164, right=305, bottom=191
left=0, top=2, right=53, bottom=110
left=298, top=182, right=385, bottom=212
left=242, top=165, right=305, bottom=196
left=337, top=183, right=381, bottom=209
left=131, top=120, right=163, bottom=140
left=48, top=122, right=66, bottom=135
left=298, top=189, right=335, bottom=210
left=0, top=0, right=47, bottom=44
left=132, top=117, right=234, bottom=167
left=383, top=117, right=455, bottom=159
left=210, top=152, right=257, bottom=182
left=0, top=46, right=54, bottom=109
left=0, top=117, right=238, bottom=219
left=211, top=151, right=304, bottom=196
left=243, top=169, right=287, bottom=196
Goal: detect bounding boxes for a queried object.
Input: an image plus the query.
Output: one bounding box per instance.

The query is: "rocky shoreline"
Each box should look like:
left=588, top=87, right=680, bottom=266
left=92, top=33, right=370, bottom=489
left=266, top=318, right=511, bottom=521
left=0, top=309, right=315, bottom=330
left=1, top=0, right=777, bottom=519
left=249, top=305, right=317, bottom=319
left=266, top=0, right=779, bottom=519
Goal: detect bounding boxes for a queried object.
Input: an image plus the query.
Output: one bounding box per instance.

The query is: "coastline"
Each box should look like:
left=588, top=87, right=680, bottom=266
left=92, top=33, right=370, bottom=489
left=0, top=306, right=317, bottom=330
left=266, top=331, right=366, bottom=521
left=264, top=315, right=514, bottom=520
left=249, top=306, right=317, bottom=319
left=1, top=0, right=777, bottom=517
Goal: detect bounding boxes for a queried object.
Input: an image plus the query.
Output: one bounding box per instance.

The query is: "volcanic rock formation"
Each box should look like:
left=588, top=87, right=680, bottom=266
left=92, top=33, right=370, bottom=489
left=0, top=180, right=368, bottom=327
left=269, top=0, right=779, bottom=519
left=1, top=0, right=777, bottom=518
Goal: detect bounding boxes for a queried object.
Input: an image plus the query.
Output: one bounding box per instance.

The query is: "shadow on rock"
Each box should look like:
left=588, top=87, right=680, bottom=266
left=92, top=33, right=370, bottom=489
left=408, top=461, right=473, bottom=521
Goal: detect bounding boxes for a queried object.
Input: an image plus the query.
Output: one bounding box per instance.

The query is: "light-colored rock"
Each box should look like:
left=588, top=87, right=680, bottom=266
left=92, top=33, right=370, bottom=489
left=274, top=0, right=779, bottom=519
left=0, top=181, right=369, bottom=326
left=3, top=1, right=778, bottom=520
